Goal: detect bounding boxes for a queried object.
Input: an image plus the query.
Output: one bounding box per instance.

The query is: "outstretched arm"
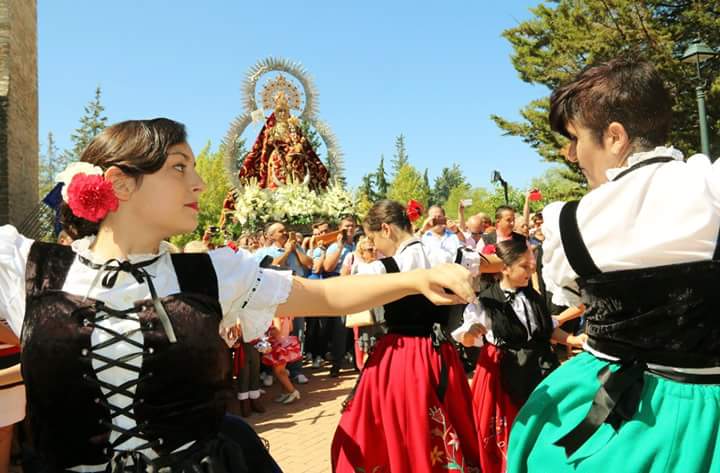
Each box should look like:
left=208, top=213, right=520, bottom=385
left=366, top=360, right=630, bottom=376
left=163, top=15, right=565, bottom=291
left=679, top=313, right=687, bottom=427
left=551, top=328, right=587, bottom=348
left=278, top=263, right=476, bottom=317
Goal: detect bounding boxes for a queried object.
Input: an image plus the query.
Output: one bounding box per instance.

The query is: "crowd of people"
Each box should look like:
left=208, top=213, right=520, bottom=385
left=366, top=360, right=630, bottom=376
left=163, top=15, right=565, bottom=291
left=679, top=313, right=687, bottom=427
left=1, top=56, right=719, bottom=473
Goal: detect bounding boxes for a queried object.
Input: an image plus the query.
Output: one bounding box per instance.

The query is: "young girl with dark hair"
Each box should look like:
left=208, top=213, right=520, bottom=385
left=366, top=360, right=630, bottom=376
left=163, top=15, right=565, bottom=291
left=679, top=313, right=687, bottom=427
left=0, top=119, right=476, bottom=473
left=452, top=233, right=584, bottom=473
left=332, top=199, right=492, bottom=473
left=508, top=57, right=720, bottom=472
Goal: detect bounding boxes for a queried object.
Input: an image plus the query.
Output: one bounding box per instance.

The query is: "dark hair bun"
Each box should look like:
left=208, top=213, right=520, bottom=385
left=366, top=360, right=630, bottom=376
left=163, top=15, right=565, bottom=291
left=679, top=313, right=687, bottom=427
left=60, top=203, right=100, bottom=240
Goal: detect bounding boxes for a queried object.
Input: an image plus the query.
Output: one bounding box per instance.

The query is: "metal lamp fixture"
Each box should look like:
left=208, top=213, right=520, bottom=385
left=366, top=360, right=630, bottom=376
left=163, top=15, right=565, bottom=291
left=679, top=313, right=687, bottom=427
left=682, top=38, right=717, bottom=157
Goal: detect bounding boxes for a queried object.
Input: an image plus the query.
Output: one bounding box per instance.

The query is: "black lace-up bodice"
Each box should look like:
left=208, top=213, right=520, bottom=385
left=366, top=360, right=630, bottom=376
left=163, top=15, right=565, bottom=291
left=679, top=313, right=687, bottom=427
left=21, top=242, right=232, bottom=471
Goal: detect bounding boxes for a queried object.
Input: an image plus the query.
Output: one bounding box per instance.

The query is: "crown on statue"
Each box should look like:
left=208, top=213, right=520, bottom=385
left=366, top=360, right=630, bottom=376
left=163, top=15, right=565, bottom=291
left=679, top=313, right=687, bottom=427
left=273, top=91, right=290, bottom=112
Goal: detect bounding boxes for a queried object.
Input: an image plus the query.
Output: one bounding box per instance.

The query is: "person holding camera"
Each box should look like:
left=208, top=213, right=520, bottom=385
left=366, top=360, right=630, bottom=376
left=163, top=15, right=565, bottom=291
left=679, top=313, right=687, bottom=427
left=323, top=216, right=358, bottom=377
left=419, top=206, right=462, bottom=264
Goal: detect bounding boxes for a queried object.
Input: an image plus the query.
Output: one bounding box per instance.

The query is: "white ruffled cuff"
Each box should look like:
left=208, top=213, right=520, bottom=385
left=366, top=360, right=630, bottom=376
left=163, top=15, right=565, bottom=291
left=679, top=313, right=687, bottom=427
left=220, top=268, right=293, bottom=342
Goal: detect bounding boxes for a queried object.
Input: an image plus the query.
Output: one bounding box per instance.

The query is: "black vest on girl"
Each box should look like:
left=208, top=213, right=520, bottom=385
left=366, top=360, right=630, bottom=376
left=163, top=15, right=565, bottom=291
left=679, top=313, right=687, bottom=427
left=21, top=242, right=276, bottom=473
left=479, top=283, right=559, bottom=404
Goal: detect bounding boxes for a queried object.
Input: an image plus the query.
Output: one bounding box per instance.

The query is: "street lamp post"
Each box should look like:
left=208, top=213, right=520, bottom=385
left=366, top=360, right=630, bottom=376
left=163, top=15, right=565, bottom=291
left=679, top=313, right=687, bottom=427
left=491, top=170, right=509, bottom=205
left=682, top=38, right=717, bottom=157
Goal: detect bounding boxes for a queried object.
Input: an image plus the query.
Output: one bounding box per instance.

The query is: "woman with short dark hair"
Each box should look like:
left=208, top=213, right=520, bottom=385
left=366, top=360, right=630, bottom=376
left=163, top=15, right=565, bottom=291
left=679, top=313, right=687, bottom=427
left=507, top=58, right=720, bottom=472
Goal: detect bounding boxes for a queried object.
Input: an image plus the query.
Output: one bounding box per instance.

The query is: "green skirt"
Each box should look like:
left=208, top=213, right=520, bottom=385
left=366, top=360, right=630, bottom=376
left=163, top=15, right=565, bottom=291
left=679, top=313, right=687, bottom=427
left=507, top=353, right=720, bottom=473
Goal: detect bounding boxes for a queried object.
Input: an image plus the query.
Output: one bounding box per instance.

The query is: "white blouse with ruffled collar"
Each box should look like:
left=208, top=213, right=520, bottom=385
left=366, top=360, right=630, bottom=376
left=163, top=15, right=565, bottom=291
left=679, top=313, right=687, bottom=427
left=0, top=227, right=292, bottom=470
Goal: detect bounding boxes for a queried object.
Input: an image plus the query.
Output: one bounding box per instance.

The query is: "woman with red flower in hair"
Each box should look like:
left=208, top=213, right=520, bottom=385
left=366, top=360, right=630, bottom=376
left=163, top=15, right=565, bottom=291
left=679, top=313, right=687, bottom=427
left=332, top=199, right=500, bottom=473
left=0, top=119, right=478, bottom=473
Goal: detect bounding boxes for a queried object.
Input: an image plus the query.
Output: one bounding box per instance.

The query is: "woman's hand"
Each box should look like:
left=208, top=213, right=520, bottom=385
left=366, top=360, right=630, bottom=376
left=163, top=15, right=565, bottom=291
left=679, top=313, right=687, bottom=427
left=566, top=333, right=588, bottom=348
left=411, top=263, right=476, bottom=305
left=461, top=323, right=487, bottom=347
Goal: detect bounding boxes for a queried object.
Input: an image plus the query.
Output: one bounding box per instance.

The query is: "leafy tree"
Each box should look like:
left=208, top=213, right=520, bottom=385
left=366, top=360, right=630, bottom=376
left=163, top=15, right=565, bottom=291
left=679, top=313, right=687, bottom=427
left=375, top=154, right=389, bottom=198
left=530, top=166, right=587, bottom=202
left=388, top=164, right=429, bottom=207
left=431, top=164, right=467, bottom=206
left=65, top=86, right=108, bottom=162
left=492, top=0, right=720, bottom=176
left=355, top=189, right=374, bottom=219
left=171, top=143, right=232, bottom=248
left=391, top=134, right=409, bottom=178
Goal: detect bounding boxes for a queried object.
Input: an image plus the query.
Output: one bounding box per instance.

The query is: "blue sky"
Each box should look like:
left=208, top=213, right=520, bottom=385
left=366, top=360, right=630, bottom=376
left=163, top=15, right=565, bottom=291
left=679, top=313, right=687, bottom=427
left=38, top=0, right=556, bottom=190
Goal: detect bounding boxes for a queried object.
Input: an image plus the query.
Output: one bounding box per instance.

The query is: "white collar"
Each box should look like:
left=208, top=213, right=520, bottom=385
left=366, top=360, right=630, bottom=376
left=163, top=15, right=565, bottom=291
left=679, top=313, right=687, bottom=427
left=605, top=146, right=684, bottom=181
left=71, top=235, right=173, bottom=265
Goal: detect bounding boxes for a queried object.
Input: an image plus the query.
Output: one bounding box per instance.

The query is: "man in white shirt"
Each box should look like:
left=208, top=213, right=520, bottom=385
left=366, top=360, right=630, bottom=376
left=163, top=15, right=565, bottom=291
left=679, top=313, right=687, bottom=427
left=420, top=205, right=461, bottom=264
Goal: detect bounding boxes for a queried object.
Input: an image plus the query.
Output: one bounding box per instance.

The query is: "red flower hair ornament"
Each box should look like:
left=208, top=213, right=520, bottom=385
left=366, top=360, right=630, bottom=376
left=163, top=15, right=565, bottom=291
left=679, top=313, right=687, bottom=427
left=406, top=199, right=424, bottom=223
left=56, top=162, right=119, bottom=223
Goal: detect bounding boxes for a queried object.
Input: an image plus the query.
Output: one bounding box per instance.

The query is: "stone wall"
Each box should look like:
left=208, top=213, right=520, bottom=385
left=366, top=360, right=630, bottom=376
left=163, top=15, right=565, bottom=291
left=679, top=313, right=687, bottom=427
left=0, top=0, right=38, bottom=226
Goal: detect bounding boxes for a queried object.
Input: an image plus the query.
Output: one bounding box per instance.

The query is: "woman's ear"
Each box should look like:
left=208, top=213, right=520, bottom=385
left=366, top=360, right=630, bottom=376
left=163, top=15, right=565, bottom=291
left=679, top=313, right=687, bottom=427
left=605, top=122, right=631, bottom=158
left=381, top=222, right=391, bottom=238
left=105, top=166, right=136, bottom=201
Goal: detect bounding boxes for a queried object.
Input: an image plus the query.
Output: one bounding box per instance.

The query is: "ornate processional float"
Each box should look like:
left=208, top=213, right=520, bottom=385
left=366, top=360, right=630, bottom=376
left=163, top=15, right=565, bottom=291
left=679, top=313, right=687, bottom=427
left=220, top=57, right=357, bottom=235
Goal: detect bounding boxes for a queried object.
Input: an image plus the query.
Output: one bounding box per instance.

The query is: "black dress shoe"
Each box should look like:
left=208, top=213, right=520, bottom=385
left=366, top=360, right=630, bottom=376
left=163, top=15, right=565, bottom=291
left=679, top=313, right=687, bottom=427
left=329, top=366, right=340, bottom=378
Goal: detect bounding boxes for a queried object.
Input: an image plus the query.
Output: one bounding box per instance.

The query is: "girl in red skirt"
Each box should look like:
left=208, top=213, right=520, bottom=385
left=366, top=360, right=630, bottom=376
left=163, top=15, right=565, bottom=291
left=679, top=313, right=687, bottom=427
left=452, top=233, right=585, bottom=473
left=332, top=200, right=488, bottom=473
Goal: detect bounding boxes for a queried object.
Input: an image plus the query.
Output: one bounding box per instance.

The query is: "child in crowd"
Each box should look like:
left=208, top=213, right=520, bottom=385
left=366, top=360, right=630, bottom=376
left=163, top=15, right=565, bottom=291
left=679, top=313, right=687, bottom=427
left=453, top=233, right=585, bottom=473
left=262, top=317, right=302, bottom=404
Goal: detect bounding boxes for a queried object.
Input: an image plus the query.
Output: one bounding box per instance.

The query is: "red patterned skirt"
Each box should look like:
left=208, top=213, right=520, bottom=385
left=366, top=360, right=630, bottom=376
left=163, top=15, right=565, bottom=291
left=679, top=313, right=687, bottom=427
left=331, top=334, right=480, bottom=473
left=261, top=335, right=302, bottom=367
left=471, top=343, right=520, bottom=473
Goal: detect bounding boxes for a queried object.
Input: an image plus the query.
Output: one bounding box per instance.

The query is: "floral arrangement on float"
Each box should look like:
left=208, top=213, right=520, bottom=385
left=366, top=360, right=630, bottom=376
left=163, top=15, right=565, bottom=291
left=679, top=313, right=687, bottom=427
left=226, top=178, right=358, bottom=234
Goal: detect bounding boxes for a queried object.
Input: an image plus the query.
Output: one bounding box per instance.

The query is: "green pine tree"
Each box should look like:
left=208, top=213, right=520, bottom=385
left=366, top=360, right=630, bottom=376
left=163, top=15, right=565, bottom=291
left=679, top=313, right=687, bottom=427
left=360, top=173, right=377, bottom=202
left=432, top=164, right=467, bottom=207
left=391, top=134, right=409, bottom=178
left=38, top=132, right=65, bottom=197
left=492, top=0, right=720, bottom=173
left=66, top=86, right=108, bottom=161
left=375, top=154, right=389, bottom=198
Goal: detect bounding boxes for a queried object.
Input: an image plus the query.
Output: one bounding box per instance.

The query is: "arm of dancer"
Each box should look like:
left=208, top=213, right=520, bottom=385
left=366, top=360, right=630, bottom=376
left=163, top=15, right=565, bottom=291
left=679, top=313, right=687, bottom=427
left=451, top=302, right=488, bottom=348
left=550, top=328, right=587, bottom=348
left=278, top=263, right=476, bottom=318
left=0, top=363, right=21, bottom=386
left=552, top=304, right=586, bottom=326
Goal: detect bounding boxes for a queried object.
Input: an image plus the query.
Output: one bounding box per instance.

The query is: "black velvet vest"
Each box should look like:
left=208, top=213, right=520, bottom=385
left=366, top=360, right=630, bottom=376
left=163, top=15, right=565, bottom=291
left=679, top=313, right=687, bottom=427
left=479, top=283, right=559, bottom=404
left=380, top=249, right=450, bottom=334
left=560, top=200, right=720, bottom=368
left=478, top=283, right=554, bottom=349
left=21, top=242, right=231, bottom=471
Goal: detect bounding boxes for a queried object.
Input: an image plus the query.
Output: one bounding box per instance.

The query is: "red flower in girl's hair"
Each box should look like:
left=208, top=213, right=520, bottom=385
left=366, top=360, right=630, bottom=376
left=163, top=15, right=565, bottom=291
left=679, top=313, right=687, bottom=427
left=482, top=244, right=496, bottom=255
left=406, top=199, right=424, bottom=223
left=66, top=174, right=119, bottom=223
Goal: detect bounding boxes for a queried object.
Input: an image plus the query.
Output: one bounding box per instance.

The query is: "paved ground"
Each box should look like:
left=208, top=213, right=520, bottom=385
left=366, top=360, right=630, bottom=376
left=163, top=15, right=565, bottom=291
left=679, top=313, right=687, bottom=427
left=228, top=364, right=358, bottom=473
